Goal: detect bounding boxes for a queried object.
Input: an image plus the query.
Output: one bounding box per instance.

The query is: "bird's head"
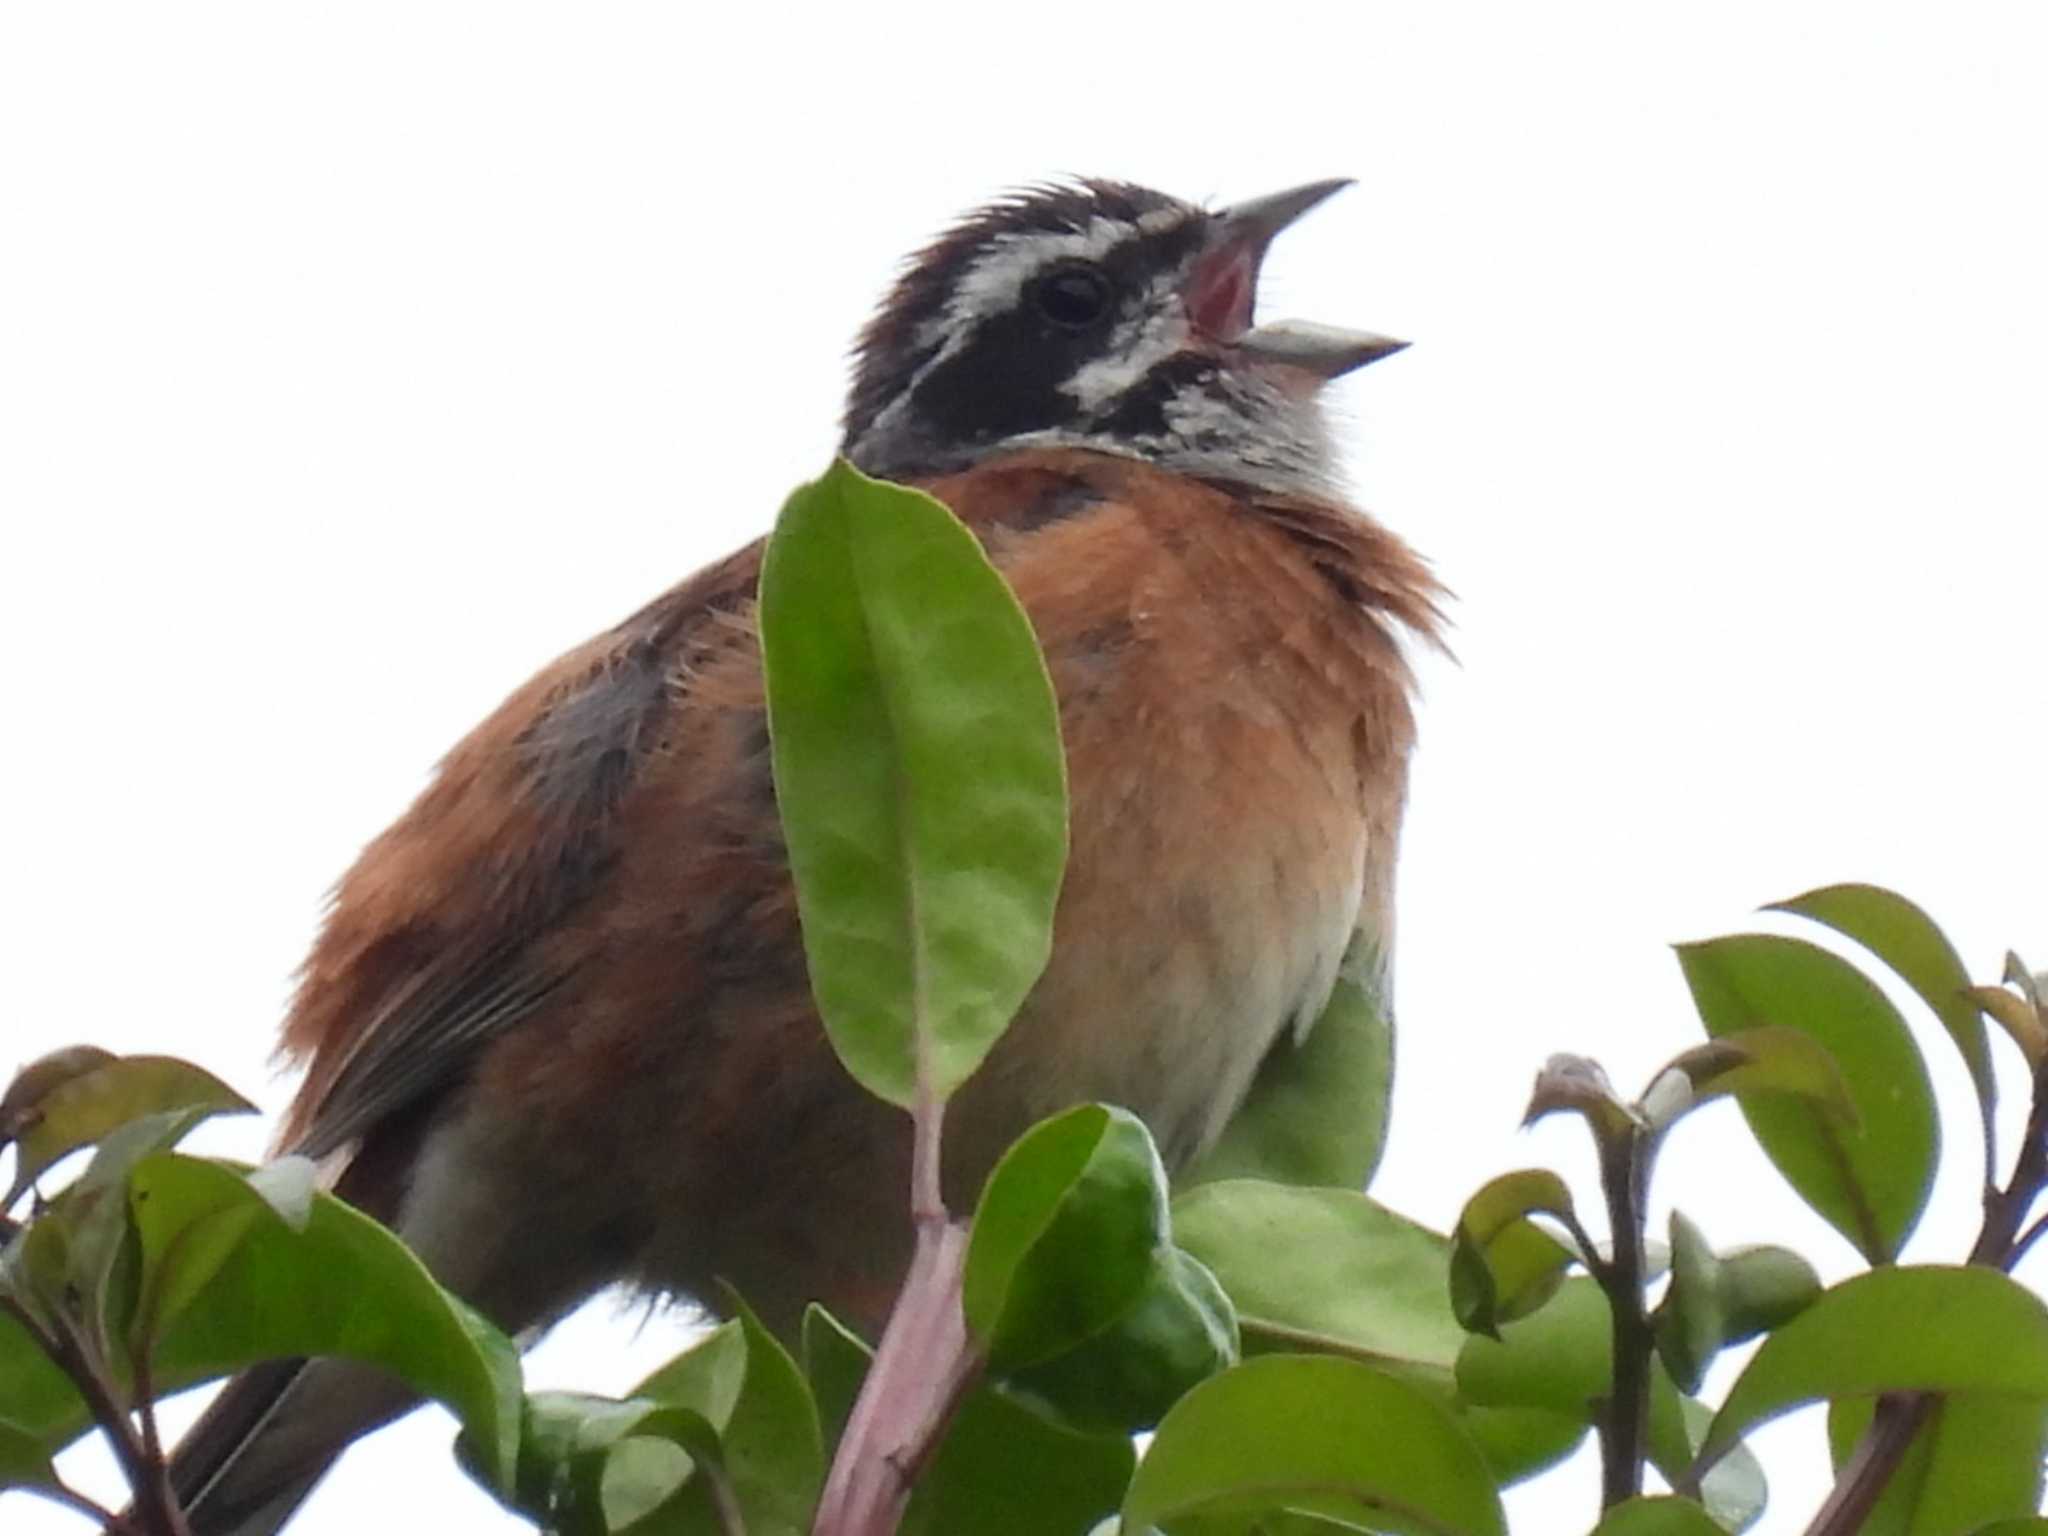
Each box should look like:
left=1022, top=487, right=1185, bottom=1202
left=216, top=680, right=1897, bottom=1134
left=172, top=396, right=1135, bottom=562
left=842, top=178, right=1404, bottom=496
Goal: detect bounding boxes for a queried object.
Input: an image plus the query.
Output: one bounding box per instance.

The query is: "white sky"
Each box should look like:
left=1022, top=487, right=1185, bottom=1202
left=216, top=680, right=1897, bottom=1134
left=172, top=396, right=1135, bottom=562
left=4, top=4, right=2045, bottom=1533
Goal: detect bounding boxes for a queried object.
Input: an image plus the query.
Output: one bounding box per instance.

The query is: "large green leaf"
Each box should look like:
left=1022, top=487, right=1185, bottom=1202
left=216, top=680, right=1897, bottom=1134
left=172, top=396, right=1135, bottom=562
left=757, top=458, right=1068, bottom=1108
left=1699, top=1266, right=2048, bottom=1469
left=1828, top=1392, right=2048, bottom=1536
left=119, top=1154, right=522, bottom=1492
left=1675, top=935, right=1937, bottom=1263
left=1173, top=1183, right=1581, bottom=1484
left=1122, top=1355, right=1506, bottom=1536
left=1183, top=932, right=1396, bottom=1190
left=1769, top=884, right=1991, bottom=1116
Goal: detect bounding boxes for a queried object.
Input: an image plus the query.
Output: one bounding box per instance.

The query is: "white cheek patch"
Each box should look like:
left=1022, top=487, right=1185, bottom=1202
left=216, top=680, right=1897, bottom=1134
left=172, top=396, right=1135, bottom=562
left=1060, top=306, right=1190, bottom=413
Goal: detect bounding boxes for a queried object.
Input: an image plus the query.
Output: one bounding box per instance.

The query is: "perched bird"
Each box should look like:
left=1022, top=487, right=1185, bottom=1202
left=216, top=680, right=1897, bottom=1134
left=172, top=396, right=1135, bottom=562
left=165, top=177, right=1443, bottom=1534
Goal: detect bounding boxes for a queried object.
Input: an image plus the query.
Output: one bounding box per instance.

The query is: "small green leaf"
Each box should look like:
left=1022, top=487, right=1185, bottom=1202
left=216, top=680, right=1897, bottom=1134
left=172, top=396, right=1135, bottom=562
left=1005, top=1246, right=1237, bottom=1432
left=758, top=458, right=1069, bottom=1109
left=1590, top=1496, right=1730, bottom=1536
left=1715, top=1245, right=1820, bottom=1343
left=1699, top=1266, right=2048, bottom=1469
left=1653, top=1211, right=1725, bottom=1395
left=963, top=1104, right=1165, bottom=1370
left=1123, top=1355, right=1506, bottom=1536
left=1828, top=1393, right=2048, bottom=1536
left=1183, top=931, right=1396, bottom=1190
left=1448, top=1170, right=1579, bottom=1337
left=626, top=1303, right=824, bottom=1535
left=1675, top=935, right=1938, bottom=1264
left=1770, top=884, right=1992, bottom=1118
left=2, top=1053, right=253, bottom=1207
left=801, top=1304, right=869, bottom=1453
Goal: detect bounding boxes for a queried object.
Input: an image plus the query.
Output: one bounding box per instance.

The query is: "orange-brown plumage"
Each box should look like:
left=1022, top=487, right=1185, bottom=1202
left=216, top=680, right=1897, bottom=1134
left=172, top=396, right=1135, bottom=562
left=167, top=177, right=1441, bottom=1536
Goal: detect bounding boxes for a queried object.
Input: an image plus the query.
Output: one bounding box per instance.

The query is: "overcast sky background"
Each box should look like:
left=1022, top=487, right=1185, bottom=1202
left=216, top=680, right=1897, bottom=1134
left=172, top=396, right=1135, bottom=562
left=4, top=5, right=2046, bottom=1533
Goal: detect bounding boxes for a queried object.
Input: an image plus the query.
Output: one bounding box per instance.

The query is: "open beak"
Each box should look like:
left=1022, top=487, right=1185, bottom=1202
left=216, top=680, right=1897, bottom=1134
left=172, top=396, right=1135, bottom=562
left=1189, top=178, right=1408, bottom=380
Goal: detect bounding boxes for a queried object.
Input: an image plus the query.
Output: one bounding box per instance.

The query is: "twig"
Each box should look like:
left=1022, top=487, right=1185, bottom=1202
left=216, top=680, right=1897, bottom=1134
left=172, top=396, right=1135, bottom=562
left=1593, top=1126, right=1653, bottom=1508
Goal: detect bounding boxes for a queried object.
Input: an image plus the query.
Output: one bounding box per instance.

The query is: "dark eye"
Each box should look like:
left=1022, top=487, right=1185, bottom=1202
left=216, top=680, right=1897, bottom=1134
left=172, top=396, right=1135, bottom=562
left=1034, top=261, right=1114, bottom=330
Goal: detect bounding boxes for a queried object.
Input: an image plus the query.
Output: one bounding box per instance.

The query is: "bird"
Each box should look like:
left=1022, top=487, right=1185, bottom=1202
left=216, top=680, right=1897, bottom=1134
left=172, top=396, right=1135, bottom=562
left=162, top=176, right=1444, bottom=1534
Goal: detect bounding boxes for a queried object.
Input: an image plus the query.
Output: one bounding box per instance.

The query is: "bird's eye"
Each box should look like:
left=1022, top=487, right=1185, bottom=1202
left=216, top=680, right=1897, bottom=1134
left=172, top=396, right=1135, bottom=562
left=1034, top=262, right=1114, bottom=330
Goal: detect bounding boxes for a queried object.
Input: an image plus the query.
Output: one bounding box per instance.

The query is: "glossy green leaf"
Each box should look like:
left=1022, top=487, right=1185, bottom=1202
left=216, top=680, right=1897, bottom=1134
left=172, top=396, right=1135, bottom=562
left=2, top=1052, right=253, bottom=1207
left=1183, top=931, right=1396, bottom=1190
left=800, top=1300, right=1134, bottom=1536
left=1770, top=883, right=1992, bottom=1114
left=1700, top=1266, right=2048, bottom=1469
left=1828, top=1393, right=2048, bottom=1536
left=1123, top=1355, right=1506, bottom=1536
left=964, top=1104, right=1165, bottom=1369
left=758, top=457, right=1068, bottom=1108
left=1972, top=1522, right=2048, bottom=1535
left=1590, top=1497, right=1729, bottom=1536
left=1675, top=935, right=1938, bottom=1263
left=1449, top=1169, right=1579, bottom=1337
left=1006, top=1246, right=1236, bottom=1432
left=481, top=1392, right=704, bottom=1536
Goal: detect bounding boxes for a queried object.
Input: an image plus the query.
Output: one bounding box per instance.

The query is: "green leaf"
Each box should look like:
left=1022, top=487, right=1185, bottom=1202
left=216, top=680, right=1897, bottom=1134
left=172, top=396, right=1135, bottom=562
left=963, top=1104, right=1165, bottom=1370
left=1828, top=1393, right=2048, bottom=1536
left=1590, top=1497, right=1730, bottom=1536
left=758, top=458, right=1068, bottom=1108
left=1640, top=1026, right=1857, bottom=1137
left=1657, top=1395, right=1767, bottom=1533
left=0, top=1415, right=57, bottom=1490
left=1714, top=1244, right=1820, bottom=1343
left=117, top=1154, right=523, bottom=1493
left=1122, top=1355, right=1506, bottom=1536
left=1174, top=1183, right=1466, bottom=1381
left=2, top=1052, right=253, bottom=1207
left=1174, top=1181, right=1582, bottom=1485
left=1699, top=1266, right=2048, bottom=1469
left=625, top=1303, right=824, bottom=1535
left=801, top=1303, right=868, bottom=1453
left=1675, top=935, right=1938, bottom=1264
left=902, top=1383, right=1136, bottom=1536
left=1653, top=1210, right=1725, bottom=1395
left=1770, top=884, right=1992, bottom=1115
left=1448, top=1169, right=1579, bottom=1337
left=1005, top=1246, right=1237, bottom=1433
left=1183, top=931, right=1396, bottom=1190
